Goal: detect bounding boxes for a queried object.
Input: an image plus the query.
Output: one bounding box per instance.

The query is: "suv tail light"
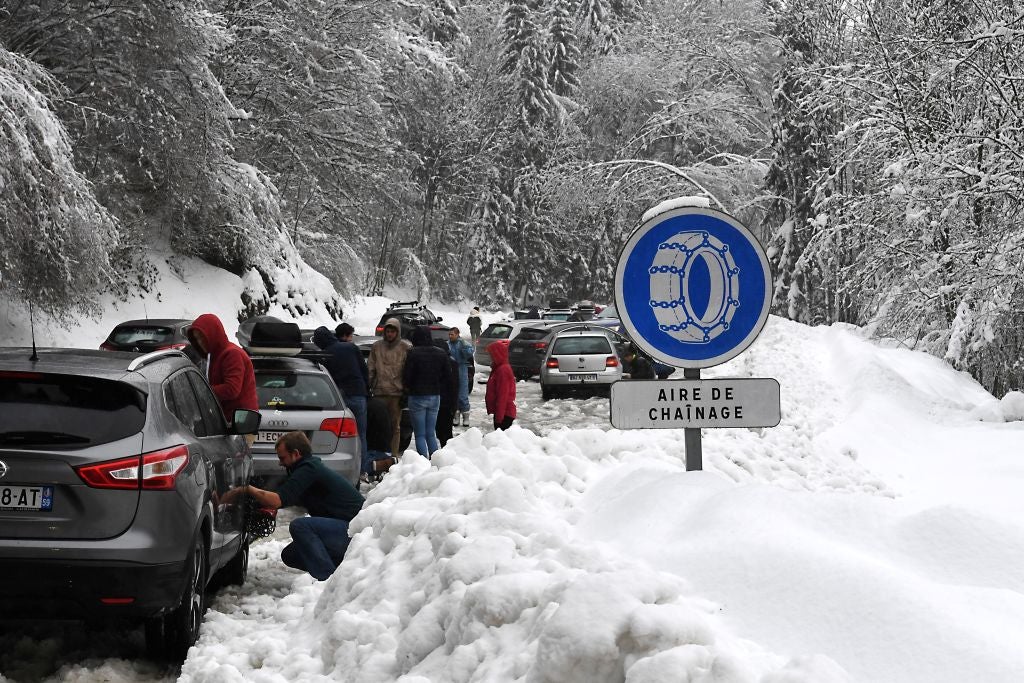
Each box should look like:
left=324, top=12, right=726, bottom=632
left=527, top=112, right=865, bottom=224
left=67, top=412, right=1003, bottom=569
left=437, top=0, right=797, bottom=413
left=375, top=325, right=385, bottom=334
left=75, top=445, right=189, bottom=490
left=533, top=342, right=547, bottom=354
left=546, top=358, right=560, bottom=369
left=606, top=356, right=619, bottom=367
left=321, top=417, right=358, bottom=438
left=99, top=341, right=118, bottom=351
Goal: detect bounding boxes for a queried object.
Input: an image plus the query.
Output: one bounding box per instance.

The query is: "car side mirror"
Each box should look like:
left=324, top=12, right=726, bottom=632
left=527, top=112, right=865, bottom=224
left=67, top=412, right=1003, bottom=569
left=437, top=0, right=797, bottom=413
left=232, top=409, right=262, bottom=435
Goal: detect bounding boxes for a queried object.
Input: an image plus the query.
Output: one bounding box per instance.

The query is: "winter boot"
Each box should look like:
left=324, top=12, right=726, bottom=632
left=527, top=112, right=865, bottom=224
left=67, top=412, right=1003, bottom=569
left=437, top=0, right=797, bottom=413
left=461, top=411, right=470, bottom=426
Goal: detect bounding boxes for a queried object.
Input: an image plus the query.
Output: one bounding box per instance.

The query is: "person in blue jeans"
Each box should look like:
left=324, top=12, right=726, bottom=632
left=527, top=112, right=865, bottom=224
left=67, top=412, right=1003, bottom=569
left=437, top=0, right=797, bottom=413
left=313, top=324, right=370, bottom=473
left=446, top=327, right=475, bottom=426
left=402, top=325, right=452, bottom=457
left=221, top=431, right=364, bottom=580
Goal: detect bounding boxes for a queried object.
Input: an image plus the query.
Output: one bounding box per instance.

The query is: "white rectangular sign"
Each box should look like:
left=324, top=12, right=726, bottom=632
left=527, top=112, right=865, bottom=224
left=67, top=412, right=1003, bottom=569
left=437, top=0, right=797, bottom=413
left=610, top=378, right=781, bottom=429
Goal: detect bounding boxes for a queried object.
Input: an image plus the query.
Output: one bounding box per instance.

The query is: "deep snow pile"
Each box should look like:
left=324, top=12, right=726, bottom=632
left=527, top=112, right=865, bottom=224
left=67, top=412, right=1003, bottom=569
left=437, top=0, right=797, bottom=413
left=177, top=315, right=1024, bottom=683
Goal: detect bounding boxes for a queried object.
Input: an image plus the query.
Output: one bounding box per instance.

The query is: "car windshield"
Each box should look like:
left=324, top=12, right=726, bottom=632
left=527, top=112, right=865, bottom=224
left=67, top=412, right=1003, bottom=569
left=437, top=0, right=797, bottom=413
left=0, top=373, right=146, bottom=447
left=552, top=336, right=612, bottom=355
left=255, top=372, right=339, bottom=410
left=110, top=326, right=176, bottom=344
left=482, top=324, right=513, bottom=339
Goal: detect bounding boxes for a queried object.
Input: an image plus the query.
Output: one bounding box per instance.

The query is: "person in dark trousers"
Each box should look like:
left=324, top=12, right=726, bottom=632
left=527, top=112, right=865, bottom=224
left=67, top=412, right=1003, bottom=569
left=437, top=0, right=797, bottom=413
left=447, top=327, right=475, bottom=426
left=186, top=313, right=258, bottom=423
left=435, top=348, right=460, bottom=446
left=365, top=396, right=398, bottom=479
left=312, top=324, right=370, bottom=473
left=402, top=325, right=452, bottom=457
left=220, top=431, right=364, bottom=581
left=466, top=307, right=483, bottom=346
left=368, top=318, right=411, bottom=457
left=485, top=340, right=517, bottom=430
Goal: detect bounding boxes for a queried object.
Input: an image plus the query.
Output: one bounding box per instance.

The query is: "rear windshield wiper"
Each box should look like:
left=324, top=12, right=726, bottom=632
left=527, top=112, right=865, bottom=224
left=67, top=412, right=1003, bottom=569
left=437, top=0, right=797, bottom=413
left=261, top=405, right=328, bottom=411
left=0, top=430, right=92, bottom=445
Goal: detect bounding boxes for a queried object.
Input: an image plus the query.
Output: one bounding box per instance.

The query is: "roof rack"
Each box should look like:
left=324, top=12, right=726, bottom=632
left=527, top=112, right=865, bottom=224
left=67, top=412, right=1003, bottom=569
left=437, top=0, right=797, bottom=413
left=127, top=349, right=189, bottom=372
left=389, top=300, right=421, bottom=309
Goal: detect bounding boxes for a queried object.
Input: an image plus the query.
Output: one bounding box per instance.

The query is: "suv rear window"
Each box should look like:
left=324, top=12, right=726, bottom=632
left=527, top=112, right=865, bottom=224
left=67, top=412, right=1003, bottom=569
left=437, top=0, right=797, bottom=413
left=482, top=324, right=513, bottom=339
left=255, top=372, right=340, bottom=410
left=110, top=325, right=175, bottom=344
left=516, top=327, right=553, bottom=342
left=0, top=373, right=146, bottom=447
left=552, top=336, right=612, bottom=355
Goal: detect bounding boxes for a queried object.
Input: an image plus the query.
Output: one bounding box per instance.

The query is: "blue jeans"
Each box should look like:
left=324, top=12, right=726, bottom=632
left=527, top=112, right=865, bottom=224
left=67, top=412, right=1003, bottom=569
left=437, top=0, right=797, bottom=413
left=456, top=364, right=470, bottom=413
left=345, top=394, right=369, bottom=473
left=407, top=394, right=440, bottom=456
left=281, top=516, right=351, bottom=581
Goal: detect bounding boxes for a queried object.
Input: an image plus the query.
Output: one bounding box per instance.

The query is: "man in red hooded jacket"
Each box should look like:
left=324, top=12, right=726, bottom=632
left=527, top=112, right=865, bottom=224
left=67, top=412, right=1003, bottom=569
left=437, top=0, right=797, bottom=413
left=485, top=340, right=516, bottom=430
left=187, top=313, right=259, bottom=423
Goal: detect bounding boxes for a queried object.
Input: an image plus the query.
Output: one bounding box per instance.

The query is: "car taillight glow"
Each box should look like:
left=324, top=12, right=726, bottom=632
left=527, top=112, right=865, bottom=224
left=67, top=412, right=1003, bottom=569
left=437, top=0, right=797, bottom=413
left=100, top=597, right=135, bottom=605
left=155, top=342, right=188, bottom=351
left=606, top=356, right=619, bottom=367
left=0, top=370, right=42, bottom=379
left=75, top=445, right=189, bottom=490
left=375, top=326, right=384, bottom=334
left=321, top=417, right=358, bottom=438
left=546, top=358, right=559, bottom=369
left=533, top=342, right=547, bottom=349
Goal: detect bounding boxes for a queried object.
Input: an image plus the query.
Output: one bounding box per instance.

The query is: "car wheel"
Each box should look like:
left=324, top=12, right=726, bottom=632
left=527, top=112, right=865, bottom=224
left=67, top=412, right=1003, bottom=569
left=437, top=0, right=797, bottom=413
left=541, top=385, right=553, bottom=401
left=147, top=531, right=208, bottom=662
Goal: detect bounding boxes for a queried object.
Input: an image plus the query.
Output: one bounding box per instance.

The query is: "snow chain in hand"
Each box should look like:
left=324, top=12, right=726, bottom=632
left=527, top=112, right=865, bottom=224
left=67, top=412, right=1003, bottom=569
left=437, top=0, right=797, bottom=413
left=245, top=496, right=277, bottom=539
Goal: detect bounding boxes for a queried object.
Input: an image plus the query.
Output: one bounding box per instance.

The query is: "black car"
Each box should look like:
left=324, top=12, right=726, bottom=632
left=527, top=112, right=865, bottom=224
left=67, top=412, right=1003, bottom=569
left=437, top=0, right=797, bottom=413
left=100, top=318, right=201, bottom=363
left=374, top=300, right=450, bottom=342
left=507, top=321, right=578, bottom=380
left=0, top=347, right=261, bottom=661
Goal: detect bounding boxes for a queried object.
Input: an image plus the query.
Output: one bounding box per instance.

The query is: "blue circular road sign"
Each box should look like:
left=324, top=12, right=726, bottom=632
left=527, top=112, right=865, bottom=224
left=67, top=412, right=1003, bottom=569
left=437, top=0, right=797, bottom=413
left=614, top=206, right=772, bottom=369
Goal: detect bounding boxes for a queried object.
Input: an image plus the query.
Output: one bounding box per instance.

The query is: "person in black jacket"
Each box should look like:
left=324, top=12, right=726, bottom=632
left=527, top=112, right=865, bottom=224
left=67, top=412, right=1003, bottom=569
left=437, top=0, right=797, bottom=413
left=434, top=344, right=460, bottom=446
left=313, top=325, right=370, bottom=473
left=402, top=326, right=452, bottom=457
left=623, top=345, right=656, bottom=380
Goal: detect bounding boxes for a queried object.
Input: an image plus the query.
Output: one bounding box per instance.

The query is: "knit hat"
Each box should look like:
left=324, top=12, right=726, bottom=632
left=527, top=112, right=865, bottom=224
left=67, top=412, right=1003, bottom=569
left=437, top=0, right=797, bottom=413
left=471, top=307, right=480, bottom=314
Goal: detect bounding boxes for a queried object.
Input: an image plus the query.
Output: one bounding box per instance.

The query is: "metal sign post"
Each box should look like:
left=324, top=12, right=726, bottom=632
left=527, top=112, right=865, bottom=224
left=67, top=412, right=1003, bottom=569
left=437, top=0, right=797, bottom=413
left=612, top=201, right=778, bottom=471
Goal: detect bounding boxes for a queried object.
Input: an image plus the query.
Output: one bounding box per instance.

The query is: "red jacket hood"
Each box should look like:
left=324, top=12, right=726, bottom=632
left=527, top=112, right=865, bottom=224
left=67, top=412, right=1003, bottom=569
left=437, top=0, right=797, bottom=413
left=188, top=313, right=231, bottom=356
left=487, top=340, right=510, bottom=366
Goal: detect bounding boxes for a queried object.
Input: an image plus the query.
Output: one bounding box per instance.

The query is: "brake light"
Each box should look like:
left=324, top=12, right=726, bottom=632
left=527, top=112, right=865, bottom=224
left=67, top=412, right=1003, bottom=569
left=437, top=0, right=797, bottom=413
left=75, top=445, right=189, bottom=490
left=375, top=326, right=384, bottom=334
left=320, top=417, right=358, bottom=438
left=533, top=342, right=547, bottom=349
left=546, top=358, right=559, bottom=369
left=99, top=341, right=118, bottom=351
left=0, top=370, right=42, bottom=379
left=155, top=342, right=188, bottom=351
left=606, top=356, right=619, bottom=367
left=100, top=597, right=135, bottom=605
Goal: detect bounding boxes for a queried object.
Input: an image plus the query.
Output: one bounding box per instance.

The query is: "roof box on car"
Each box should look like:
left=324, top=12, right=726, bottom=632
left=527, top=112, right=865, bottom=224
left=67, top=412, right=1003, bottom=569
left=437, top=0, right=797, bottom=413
left=548, top=297, right=570, bottom=310
left=244, top=321, right=302, bottom=357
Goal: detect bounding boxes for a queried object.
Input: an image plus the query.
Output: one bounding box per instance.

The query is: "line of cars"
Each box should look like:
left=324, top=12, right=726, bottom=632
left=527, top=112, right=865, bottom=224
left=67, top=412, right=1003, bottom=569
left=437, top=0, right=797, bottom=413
left=475, top=303, right=675, bottom=400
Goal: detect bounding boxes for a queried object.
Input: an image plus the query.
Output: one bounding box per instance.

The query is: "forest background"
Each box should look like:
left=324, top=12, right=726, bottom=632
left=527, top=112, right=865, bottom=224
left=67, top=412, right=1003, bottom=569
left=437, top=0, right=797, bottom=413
left=2, top=0, right=1023, bottom=396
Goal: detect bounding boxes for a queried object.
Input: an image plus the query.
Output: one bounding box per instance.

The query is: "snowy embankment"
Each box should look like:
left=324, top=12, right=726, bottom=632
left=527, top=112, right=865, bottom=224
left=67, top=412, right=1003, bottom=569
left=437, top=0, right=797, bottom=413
left=180, top=314, right=1024, bottom=683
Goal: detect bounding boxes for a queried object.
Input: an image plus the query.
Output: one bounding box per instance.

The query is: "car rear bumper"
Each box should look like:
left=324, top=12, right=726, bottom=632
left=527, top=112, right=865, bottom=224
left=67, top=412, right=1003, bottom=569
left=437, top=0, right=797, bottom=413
left=541, top=370, right=621, bottom=386
left=0, top=557, right=188, bottom=619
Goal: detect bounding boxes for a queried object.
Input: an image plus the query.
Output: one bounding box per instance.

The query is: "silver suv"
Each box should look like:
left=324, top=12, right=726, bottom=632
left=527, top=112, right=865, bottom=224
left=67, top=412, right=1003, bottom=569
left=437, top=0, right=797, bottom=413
left=0, top=347, right=260, bottom=661
left=539, top=327, right=627, bottom=399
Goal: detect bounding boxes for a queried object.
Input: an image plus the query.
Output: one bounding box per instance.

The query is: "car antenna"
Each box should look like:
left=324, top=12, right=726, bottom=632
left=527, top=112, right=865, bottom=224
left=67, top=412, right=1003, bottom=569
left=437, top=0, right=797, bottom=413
left=29, top=300, right=38, bottom=362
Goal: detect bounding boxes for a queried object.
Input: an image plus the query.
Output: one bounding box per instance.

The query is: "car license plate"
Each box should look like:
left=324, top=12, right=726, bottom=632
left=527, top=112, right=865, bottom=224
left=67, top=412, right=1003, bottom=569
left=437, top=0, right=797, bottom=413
left=256, top=430, right=286, bottom=444
left=568, top=373, right=598, bottom=382
left=0, top=485, right=53, bottom=511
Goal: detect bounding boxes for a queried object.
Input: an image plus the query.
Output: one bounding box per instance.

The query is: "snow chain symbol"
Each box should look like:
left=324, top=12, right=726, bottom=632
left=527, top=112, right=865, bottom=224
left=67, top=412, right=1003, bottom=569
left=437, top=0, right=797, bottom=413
left=647, top=230, right=740, bottom=343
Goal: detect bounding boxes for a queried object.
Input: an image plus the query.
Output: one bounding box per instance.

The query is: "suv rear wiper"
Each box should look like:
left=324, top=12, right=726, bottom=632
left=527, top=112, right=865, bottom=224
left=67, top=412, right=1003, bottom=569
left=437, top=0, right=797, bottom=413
left=0, top=430, right=91, bottom=445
